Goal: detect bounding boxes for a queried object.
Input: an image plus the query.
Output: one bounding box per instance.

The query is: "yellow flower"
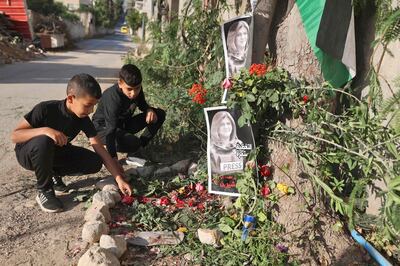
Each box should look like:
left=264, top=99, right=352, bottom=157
left=178, top=187, right=186, bottom=194
left=277, top=183, right=289, bottom=195
left=177, top=227, right=188, bottom=233
left=238, top=92, right=244, bottom=97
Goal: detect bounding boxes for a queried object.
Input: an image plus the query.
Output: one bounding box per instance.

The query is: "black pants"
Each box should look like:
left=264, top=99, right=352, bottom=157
left=98, top=108, right=166, bottom=154
left=15, top=136, right=103, bottom=190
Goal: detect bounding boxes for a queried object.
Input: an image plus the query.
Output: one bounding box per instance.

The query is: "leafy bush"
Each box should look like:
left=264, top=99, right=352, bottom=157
left=27, top=0, right=79, bottom=22
left=92, top=0, right=121, bottom=28
left=227, top=63, right=400, bottom=253
left=127, top=0, right=226, bottom=142
left=126, top=9, right=142, bottom=31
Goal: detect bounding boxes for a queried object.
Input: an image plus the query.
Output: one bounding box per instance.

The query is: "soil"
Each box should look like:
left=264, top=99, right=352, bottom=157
left=269, top=140, right=374, bottom=265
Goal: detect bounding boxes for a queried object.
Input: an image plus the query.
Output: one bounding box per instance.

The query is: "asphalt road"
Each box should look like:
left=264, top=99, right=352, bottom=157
left=0, top=31, right=135, bottom=176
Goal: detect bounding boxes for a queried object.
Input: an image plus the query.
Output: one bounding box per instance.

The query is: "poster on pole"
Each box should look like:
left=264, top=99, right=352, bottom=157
left=204, top=106, right=256, bottom=197
left=221, top=14, right=253, bottom=103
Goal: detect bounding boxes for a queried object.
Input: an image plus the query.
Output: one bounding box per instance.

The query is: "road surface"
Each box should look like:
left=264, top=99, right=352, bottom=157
left=0, top=31, right=135, bottom=265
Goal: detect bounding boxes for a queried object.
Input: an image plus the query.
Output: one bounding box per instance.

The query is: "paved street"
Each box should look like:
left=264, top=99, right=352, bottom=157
left=0, top=32, right=135, bottom=265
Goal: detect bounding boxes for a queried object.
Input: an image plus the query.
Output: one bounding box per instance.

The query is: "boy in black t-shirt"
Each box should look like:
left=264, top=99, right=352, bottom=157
left=11, top=74, right=132, bottom=213
left=92, top=64, right=166, bottom=166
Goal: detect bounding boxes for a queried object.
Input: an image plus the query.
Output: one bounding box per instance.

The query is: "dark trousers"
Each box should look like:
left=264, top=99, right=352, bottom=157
left=99, top=108, right=166, bottom=154
left=15, top=135, right=103, bottom=190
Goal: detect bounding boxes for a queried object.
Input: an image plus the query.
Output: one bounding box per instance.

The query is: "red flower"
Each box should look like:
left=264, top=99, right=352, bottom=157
left=138, top=196, right=150, bottom=204
left=302, top=95, right=309, bottom=103
left=197, top=203, right=205, bottom=210
left=176, top=198, right=185, bottom=208
left=260, top=185, right=271, bottom=197
left=188, top=83, right=207, bottom=105
left=249, top=64, right=267, bottom=77
left=121, top=195, right=134, bottom=205
left=222, top=78, right=232, bottom=89
left=195, top=183, right=205, bottom=192
left=260, top=165, right=271, bottom=177
left=188, top=198, right=196, bottom=207
left=158, top=196, right=170, bottom=206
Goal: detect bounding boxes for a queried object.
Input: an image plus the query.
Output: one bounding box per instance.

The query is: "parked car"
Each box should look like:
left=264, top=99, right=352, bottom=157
left=120, top=24, right=129, bottom=34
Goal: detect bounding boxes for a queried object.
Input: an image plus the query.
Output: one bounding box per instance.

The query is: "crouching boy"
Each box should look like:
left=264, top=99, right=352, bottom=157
left=11, top=73, right=132, bottom=213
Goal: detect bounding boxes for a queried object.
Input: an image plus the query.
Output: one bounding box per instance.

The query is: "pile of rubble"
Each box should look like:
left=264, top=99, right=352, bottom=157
left=0, top=13, right=35, bottom=64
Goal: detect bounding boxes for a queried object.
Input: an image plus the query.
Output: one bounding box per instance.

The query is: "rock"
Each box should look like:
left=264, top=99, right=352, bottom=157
left=84, top=203, right=111, bottom=223
left=184, top=253, right=194, bottom=261
left=82, top=221, right=109, bottom=243
left=136, top=165, right=156, bottom=178
left=187, top=162, right=198, bottom=176
left=153, top=166, right=172, bottom=178
left=197, top=229, right=223, bottom=246
left=108, top=190, right=122, bottom=203
left=96, top=177, right=118, bottom=191
left=102, top=184, right=119, bottom=192
left=126, top=231, right=184, bottom=246
left=78, top=245, right=120, bottom=266
left=99, top=235, right=127, bottom=258
left=170, top=159, right=192, bottom=174
left=92, top=191, right=117, bottom=208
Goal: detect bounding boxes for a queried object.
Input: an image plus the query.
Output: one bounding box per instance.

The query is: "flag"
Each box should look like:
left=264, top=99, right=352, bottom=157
left=296, top=0, right=356, bottom=88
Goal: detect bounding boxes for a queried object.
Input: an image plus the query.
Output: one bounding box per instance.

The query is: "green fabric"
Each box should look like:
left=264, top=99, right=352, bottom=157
left=296, top=0, right=352, bottom=88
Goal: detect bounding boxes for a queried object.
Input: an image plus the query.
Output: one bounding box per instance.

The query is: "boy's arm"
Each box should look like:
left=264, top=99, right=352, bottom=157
left=89, top=135, right=132, bottom=196
left=136, top=90, right=158, bottom=124
left=11, top=119, right=67, bottom=146
left=136, top=89, right=151, bottom=112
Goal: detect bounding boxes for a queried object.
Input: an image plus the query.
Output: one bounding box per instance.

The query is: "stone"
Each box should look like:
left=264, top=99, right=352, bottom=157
left=197, top=229, right=223, bottom=246
left=92, top=191, right=117, bottom=208
left=82, top=221, right=109, bottom=243
left=84, top=203, right=111, bottom=223
left=96, top=177, right=118, bottom=191
left=170, top=159, right=192, bottom=174
left=102, top=184, right=119, bottom=192
left=136, top=165, right=156, bottom=178
left=126, top=231, right=184, bottom=246
left=108, top=190, right=122, bottom=203
left=99, top=235, right=127, bottom=258
left=78, top=245, right=120, bottom=266
left=187, top=162, right=198, bottom=176
left=153, top=166, right=172, bottom=178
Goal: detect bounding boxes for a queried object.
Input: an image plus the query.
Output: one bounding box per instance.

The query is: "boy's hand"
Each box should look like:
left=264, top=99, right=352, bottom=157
left=115, top=176, right=132, bottom=196
left=45, top=127, right=67, bottom=146
left=146, top=109, right=158, bottom=124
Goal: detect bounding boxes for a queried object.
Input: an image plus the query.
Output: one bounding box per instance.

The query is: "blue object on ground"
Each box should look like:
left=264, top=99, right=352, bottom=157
left=241, top=214, right=256, bottom=241
left=351, top=229, right=392, bottom=266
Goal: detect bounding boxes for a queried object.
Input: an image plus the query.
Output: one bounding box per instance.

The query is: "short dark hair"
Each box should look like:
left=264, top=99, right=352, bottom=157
left=67, top=73, right=102, bottom=99
left=119, top=64, right=142, bottom=87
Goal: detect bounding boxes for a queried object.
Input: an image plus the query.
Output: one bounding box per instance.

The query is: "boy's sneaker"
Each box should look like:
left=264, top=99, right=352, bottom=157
left=36, top=188, right=63, bottom=213
left=52, top=176, right=69, bottom=195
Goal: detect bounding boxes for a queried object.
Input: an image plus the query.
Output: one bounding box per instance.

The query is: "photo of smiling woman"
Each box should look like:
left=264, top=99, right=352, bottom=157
left=204, top=106, right=256, bottom=196
left=221, top=14, right=253, bottom=103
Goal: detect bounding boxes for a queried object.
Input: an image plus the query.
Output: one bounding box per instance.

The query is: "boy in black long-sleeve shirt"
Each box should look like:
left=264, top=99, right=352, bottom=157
left=92, top=64, right=166, bottom=165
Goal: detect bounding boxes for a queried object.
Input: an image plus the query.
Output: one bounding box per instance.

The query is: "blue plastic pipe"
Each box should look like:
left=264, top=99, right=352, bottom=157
left=351, top=230, right=392, bottom=266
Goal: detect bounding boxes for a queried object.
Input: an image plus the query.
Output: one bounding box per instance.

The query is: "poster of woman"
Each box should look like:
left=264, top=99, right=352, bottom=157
left=221, top=14, right=253, bottom=103
left=204, top=106, right=256, bottom=197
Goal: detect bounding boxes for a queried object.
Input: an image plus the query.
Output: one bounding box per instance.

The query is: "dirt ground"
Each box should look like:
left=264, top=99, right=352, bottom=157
left=0, top=33, right=137, bottom=265
left=0, top=33, right=379, bottom=265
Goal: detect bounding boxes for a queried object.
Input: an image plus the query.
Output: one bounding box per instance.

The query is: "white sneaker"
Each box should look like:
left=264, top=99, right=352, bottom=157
left=126, top=156, right=146, bottom=167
